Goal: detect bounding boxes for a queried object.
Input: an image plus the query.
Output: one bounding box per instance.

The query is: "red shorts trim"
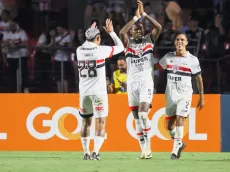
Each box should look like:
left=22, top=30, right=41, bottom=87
left=129, top=106, right=138, bottom=111
left=165, top=115, right=176, bottom=121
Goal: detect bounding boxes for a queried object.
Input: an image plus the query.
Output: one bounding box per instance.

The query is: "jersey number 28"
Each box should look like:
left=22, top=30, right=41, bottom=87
left=79, top=60, right=97, bottom=78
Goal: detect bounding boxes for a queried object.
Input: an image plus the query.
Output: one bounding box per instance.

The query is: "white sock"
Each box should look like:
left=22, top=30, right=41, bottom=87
left=139, top=112, right=151, bottom=149
left=168, top=127, right=176, bottom=140
left=93, top=136, right=104, bottom=155
left=135, top=119, right=145, bottom=151
left=81, top=137, right=90, bottom=155
left=172, top=126, right=184, bottom=155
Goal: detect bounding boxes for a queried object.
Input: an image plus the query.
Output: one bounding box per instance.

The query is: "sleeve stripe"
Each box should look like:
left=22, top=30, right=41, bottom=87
left=157, top=63, right=164, bottom=71
left=108, top=46, right=114, bottom=58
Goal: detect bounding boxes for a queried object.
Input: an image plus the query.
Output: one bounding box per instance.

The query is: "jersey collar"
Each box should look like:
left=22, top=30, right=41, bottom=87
left=173, top=51, right=190, bottom=57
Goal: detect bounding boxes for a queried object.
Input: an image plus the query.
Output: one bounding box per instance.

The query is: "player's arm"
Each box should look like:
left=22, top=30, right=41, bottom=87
left=138, top=0, right=162, bottom=42
left=103, top=19, right=124, bottom=56
left=192, top=59, right=204, bottom=110
left=195, top=74, right=204, bottom=110
left=119, top=6, right=141, bottom=45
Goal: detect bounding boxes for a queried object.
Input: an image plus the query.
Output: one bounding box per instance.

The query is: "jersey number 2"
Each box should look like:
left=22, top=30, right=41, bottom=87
left=79, top=60, right=97, bottom=78
left=185, top=101, right=189, bottom=109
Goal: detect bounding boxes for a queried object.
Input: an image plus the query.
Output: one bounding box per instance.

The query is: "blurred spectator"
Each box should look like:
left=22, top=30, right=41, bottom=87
left=0, top=9, right=11, bottom=34
left=204, top=13, right=225, bottom=59
left=0, top=0, right=4, bottom=14
left=2, top=21, right=29, bottom=92
left=84, top=0, right=107, bottom=30
left=53, top=24, right=72, bottom=93
left=0, top=9, right=11, bottom=70
left=185, top=16, right=204, bottom=55
left=34, top=26, right=56, bottom=92
left=72, top=28, right=85, bottom=47
left=107, top=56, right=127, bottom=94
left=39, top=0, right=51, bottom=31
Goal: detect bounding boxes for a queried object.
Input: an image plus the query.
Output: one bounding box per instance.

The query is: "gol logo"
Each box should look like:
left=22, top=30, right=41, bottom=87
left=27, top=107, right=96, bottom=140
left=126, top=108, right=207, bottom=140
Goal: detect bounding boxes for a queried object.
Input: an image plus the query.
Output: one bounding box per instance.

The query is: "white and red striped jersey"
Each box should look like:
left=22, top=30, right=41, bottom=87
left=124, top=34, right=158, bottom=82
left=77, top=32, right=124, bottom=95
left=158, top=51, right=201, bottom=96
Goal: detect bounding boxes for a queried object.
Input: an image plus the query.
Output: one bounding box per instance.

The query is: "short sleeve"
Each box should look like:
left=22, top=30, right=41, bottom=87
left=144, top=34, right=154, bottom=45
left=20, top=30, right=28, bottom=41
left=191, top=58, right=201, bottom=76
left=61, top=35, right=71, bottom=45
left=157, top=54, right=167, bottom=70
left=37, top=34, right=47, bottom=45
left=3, top=32, right=9, bottom=41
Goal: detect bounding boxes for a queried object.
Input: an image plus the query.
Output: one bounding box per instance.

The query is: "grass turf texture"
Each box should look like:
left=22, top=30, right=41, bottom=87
left=0, top=152, right=229, bottom=172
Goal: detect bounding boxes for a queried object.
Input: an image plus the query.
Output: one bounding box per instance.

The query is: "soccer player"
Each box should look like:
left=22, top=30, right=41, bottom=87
left=119, top=0, right=162, bottom=159
left=157, top=32, right=204, bottom=160
left=77, top=19, right=124, bottom=160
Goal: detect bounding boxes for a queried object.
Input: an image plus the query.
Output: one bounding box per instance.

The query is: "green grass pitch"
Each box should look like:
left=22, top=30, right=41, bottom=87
left=0, top=152, right=229, bottom=172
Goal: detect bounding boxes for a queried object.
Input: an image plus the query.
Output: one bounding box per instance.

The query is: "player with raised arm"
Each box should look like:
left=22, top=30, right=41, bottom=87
left=157, top=32, right=204, bottom=160
left=77, top=19, right=124, bottom=160
left=119, top=0, right=162, bottom=159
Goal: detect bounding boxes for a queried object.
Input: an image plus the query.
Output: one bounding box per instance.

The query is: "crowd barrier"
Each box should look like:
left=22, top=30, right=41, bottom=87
left=0, top=94, right=225, bottom=152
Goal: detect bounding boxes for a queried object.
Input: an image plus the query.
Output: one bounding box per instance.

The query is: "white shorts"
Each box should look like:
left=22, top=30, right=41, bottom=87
left=127, top=80, right=153, bottom=110
left=166, top=97, right=192, bottom=118
left=79, top=94, right=108, bottom=118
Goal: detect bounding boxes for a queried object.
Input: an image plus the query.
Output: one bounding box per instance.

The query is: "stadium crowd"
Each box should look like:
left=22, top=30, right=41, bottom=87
left=0, top=0, right=229, bottom=93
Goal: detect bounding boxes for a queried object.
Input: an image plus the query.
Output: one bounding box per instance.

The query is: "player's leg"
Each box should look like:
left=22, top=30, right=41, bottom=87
left=171, top=98, right=191, bottom=160
left=128, top=83, right=145, bottom=159
left=166, top=116, right=176, bottom=139
left=93, top=116, right=106, bottom=160
left=138, top=80, right=154, bottom=159
left=165, top=101, right=177, bottom=140
left=138, top=102, right=152, bottom=159
left=79, top=96, right=93, bottom=160
left=91, top=94, right=108, bottom=160
left=80, top=116, right=93, bottom=160
left=132, top=109, right=146, bottom=159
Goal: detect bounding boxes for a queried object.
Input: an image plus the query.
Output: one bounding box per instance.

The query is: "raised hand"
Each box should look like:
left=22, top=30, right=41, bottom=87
left=137, top=0, right=144, bottom=15
left=103, top=18, right=114, bottom=33
left=135, top=6, right=141, bottom=18
left=91, top=22, right=97, bottom=28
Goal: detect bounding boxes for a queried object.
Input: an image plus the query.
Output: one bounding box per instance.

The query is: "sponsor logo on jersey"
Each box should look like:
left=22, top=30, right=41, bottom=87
left=80, top=47, right=97, bottom=51
left=131, top=56, right=148, bottom=64
left=168, top=75, right=182, bottom=81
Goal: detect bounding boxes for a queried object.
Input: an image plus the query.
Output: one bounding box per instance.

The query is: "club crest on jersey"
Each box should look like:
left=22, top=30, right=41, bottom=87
left=172, top=65, right=179, bottom=73
left=136, top=49, right=143, bottom=56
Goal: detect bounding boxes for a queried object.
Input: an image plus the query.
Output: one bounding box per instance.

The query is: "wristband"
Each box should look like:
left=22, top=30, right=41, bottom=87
left=142, top=12, right=147, bottom=17
left=133, top=16, right=139, bottom=22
